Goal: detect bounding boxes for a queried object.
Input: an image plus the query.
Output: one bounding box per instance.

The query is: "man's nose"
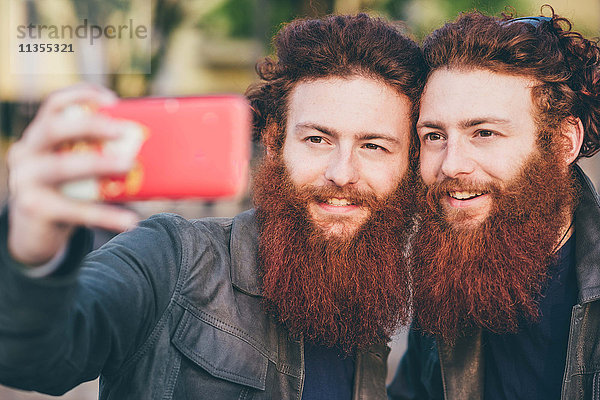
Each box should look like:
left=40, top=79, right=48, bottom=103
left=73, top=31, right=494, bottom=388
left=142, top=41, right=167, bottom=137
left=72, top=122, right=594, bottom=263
left=440, top=138, right=475, bottom=179
left=324, top=147, right=359, bottom=187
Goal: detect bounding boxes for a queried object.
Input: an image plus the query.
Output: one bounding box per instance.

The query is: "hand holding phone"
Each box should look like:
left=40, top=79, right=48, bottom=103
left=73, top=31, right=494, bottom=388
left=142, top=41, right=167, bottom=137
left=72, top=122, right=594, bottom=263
left=62, top=95, right=251, bottom=201
left=7, top=84, right=139, bottom=265
left=7, top=85, right=251, bottom=266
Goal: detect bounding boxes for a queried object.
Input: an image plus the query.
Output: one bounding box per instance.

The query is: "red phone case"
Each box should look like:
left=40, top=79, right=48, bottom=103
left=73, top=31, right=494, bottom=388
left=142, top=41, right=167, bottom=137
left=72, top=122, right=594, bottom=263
left=62, top=96, right=251, bottom=201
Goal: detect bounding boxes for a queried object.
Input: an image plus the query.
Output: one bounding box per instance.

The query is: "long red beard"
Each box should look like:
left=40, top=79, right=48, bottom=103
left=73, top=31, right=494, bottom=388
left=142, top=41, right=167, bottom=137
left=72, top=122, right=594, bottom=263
left=412, top=149, right=578, bottom=342
left=253, top=155, right=415, bottom=353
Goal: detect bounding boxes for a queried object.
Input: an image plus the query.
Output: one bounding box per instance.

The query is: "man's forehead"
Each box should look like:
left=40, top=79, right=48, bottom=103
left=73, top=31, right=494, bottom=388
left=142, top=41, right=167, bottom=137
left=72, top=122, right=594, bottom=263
left=417, top=116, right=515, bottom=130
left=418, top=67, right=538, bottom=125
left=424, top=67, right=538, bottom=92
left=286, top=76, right=412, bottom=134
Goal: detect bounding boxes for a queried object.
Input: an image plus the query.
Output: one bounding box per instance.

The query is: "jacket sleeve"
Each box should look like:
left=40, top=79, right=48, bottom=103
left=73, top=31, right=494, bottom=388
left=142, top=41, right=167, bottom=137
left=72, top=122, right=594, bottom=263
left=0, top=208, right=184, bottom=395
left=387, top=326, right=444, bottom=400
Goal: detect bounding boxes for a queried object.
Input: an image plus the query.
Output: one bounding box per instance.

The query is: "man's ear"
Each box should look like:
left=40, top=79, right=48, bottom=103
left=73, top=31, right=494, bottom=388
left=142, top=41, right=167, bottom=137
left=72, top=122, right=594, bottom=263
left=560, top=116, right=584, bottom=165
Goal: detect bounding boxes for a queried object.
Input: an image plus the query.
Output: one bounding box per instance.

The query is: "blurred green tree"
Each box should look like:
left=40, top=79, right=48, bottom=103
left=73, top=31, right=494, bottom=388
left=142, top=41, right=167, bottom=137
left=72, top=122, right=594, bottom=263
left=375, top=0, right=526, bottom=38
left=199, top=0, right=335, bottom=46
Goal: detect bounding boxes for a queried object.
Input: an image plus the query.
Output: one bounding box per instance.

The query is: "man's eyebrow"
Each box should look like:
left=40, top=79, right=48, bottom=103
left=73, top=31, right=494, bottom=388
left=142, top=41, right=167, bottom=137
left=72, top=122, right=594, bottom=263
left=416, top=120, right=444, bottom=130
left=295, top=123, right=339, bottom=138
left=459, top=118, right=512, bottom=129
left=357, top=133, right=401, bottom=144
left=295, top=123, right=401, bottom=144
left=416, top=118, right=512, bottom=130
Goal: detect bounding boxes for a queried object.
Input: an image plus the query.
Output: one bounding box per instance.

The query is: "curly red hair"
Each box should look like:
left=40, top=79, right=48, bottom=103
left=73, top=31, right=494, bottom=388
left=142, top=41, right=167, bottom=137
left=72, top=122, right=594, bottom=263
left=423, top=6, right=600, bottom=158
left=246, top=14, right=427, bottom=154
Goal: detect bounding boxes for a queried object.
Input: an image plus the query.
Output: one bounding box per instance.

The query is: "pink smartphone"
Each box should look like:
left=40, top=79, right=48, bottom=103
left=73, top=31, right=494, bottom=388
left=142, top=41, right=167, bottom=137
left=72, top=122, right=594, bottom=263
left=61, top=95, right=251, bottom=201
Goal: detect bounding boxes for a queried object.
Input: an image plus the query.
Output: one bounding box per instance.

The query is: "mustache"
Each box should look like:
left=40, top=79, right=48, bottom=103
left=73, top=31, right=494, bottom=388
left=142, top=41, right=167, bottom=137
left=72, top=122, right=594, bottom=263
left=425, top=177, right=502, bottom=211
left=296, top=184, right=381, bottom=209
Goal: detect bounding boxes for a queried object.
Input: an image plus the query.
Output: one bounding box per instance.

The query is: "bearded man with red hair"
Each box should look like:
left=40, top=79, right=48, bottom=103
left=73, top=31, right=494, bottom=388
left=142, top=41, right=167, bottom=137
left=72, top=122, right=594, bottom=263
left=0, top=14, right=426, bottom=400
left=389, top=8, right=600, bottom=400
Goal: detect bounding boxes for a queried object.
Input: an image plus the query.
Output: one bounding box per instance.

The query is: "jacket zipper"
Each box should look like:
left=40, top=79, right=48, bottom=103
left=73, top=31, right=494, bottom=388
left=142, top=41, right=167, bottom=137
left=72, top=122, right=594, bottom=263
left=438, top=344, right=449, bottom=399
left=561, top=304, right=581, bottom=399
left=298, top=335, right=305, bottom=400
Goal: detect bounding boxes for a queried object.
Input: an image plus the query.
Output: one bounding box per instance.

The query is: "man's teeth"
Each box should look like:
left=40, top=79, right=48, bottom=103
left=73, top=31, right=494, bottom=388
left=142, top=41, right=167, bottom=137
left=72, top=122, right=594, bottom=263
left=326, top=198, right=353, bottom=206
left=449, top=191, right=484, bottom=200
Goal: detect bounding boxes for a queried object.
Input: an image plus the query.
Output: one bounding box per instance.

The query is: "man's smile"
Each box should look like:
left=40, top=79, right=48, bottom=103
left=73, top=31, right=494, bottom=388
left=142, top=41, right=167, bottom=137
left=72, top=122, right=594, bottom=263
left=305, top=194, right=374, bottom=237
left=445, top=190, right=491, bottom=211
left=316, top=198, right=362, bottom=214
left=326, top=197, right=354, bottom=206
left=448, top=191, right=485, bottom=200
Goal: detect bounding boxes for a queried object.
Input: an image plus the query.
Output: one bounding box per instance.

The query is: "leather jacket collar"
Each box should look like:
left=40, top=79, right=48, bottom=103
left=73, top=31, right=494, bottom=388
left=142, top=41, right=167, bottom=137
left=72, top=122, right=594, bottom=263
left=230, top=209, right=263, bottom=296
left=573, top=165, right=600, bottom=303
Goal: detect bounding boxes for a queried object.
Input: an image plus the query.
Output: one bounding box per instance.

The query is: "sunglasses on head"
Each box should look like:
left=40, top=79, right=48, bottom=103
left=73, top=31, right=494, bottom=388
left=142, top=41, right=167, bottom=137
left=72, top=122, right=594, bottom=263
left=503, top=16, right=552, bottom=27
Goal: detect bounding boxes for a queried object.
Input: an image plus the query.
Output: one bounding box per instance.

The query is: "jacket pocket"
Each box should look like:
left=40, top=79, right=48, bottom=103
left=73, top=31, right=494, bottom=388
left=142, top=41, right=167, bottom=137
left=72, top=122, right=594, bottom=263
left=171, top=308, right=269, bottom=392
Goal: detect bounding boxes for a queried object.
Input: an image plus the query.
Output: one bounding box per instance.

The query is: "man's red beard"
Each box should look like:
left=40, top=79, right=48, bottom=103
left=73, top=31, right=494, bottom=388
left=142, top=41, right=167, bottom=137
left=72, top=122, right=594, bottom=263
left=412, top=147, right=578, bottom=342
left=253, top=154, right=415, bottom=354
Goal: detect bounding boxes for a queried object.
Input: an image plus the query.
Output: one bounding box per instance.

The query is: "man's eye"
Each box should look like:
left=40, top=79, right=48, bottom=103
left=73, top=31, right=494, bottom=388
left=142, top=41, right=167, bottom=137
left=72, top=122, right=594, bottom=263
left=477, top=130, right=495, bottom=138
left=307, top=136, right=324, bottom=144
left=424, top=132, right=443, bottom=141
left=363, top=143, right=385, bottom=151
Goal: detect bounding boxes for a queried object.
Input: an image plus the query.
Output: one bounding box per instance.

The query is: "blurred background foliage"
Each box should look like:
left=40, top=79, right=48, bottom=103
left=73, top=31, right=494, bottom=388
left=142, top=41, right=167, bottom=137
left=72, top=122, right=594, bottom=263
left=1, top=0, right=598, bottom=105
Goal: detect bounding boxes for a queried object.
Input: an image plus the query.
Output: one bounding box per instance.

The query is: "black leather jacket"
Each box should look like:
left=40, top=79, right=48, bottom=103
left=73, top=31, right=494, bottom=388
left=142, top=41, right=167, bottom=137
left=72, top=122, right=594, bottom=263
left=0, top=209, right=390, bottom=399
left=388, top=165, right=600, bottom=400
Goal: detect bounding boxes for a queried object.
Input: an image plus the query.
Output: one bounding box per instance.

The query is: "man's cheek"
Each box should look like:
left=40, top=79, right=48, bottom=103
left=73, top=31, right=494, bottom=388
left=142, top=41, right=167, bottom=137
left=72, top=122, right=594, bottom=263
left=418, top=159, right=438, bottom=186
